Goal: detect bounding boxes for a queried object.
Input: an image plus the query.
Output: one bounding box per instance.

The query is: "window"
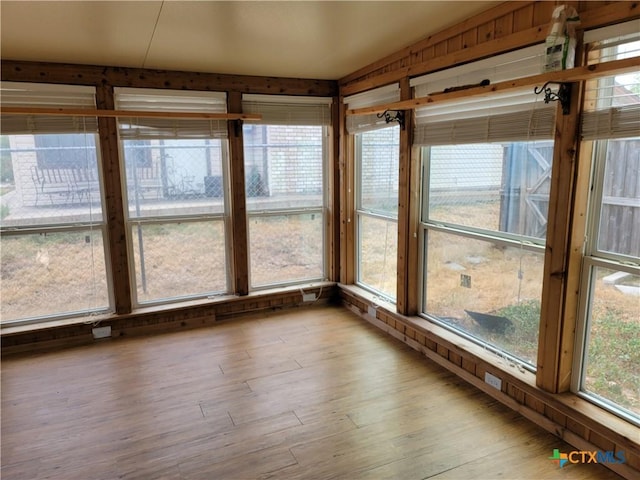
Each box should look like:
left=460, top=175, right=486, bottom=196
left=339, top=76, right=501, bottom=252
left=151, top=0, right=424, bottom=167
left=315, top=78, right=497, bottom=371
left=116, top=88, right=231, bottom=305
left=346, top=84, right=401, bottom=301
left=355, top=126, right=400, bottom=300
left=573, top=25, right=640, bottom=424
left=414, top=49, right=555, bottom=369
left=0, top=82, right=111, bottom=325
left=242, top=95, right=331, bottom=288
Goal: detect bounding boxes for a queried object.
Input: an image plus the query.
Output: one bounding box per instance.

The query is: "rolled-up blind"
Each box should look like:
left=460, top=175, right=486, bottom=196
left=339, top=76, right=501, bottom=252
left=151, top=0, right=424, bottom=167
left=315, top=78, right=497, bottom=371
left=1, top=81, right=98, bottom=134
left=344, top=83, right=400, bottom=134
left=411, top=45, right=555, bottom=146
left=115, top=88, right=228, bottom=139
left=581, top=23, right=640, bottom=140
left=242, top=94, right=331, bottom=126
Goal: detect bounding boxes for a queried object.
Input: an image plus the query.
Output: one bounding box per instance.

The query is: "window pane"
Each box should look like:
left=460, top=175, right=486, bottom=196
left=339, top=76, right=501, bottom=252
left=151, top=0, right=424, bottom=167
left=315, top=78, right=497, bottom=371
left=1, top=134, right=103, bottom=227
left=123, top=139, right=225, bottom=218
left=358, top=126, right=399, bottom=217
left=131, top=221, right=227, bottom=303
left=1, top=230, right=109, bottom=322
left=423, top=230, right=544, bottom=366
left=243, top=125, right=323, bottom=211
left=427, top=141, right=553, bottom=240
left=358, top=215, right=397, bottom=300
left=249, top=213, right=323, bottom=287
left=596, top=138, right=640, bottom=258
left=582, top=266, right=640, bottom=416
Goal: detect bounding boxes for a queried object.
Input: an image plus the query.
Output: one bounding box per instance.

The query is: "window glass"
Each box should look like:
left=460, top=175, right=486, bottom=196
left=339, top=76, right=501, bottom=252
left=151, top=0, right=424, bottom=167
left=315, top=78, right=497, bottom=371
left=358, top=215, right=398, bottom=299
left=575, top=26, right=639, bottom=423
left=427, top=141, right=553, bottom=240
left=243, top=124, right=326, bottom=288
left=421, top=138, right=552, bottom=368
left=355, top=125, right=400, bottom=300
left=358, top=126, right=400, bottom=218
left=582, top=266, right=640, bottom=416
left=595, top=138, right=640, bottom=258
left=131, top=221, right=227, bottom=302
left=248, top=213, right=323, bottom=286
left=424, top=230, right=544, bottom=366
left=120, top=137, right=230, bottom=303
left=124, top=139, right=226, bottom=218
left=0, top=132, right=109, bottom=323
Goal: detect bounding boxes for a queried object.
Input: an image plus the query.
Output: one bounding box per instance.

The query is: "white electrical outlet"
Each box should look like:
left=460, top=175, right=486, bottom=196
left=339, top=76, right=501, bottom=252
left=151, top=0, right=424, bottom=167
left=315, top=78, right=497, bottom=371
left=302, top=293, right=316, bottom=302
left=92, top=326, right=111, bottom=339
left=484, top=372, right=502, bottom=390
left=367, top=305, right=377, bottom=318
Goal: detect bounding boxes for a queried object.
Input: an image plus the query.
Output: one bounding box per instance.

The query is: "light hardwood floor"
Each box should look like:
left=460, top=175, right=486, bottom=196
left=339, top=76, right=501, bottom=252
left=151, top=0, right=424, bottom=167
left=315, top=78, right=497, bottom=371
left=1, top=305, right=622, bottom=480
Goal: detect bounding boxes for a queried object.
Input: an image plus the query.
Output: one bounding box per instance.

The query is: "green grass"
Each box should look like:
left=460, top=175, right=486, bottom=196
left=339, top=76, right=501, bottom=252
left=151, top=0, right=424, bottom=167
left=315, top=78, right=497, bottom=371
left=586, top=309, right=640, bottom=412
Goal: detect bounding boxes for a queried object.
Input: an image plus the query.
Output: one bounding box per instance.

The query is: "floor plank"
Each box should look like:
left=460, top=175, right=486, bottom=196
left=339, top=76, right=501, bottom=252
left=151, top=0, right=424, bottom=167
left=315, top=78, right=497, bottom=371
left=1, top=305, right=623, bottom=479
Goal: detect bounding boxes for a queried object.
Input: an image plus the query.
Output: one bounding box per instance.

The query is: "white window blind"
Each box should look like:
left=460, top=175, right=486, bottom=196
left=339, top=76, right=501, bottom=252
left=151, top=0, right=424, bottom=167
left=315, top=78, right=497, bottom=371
left=582, top=24, right=640, bottom=140
left=584, top=20, right=640, bottom=60
left=412, top=45, right=555, bottom=146
left=242, top=94, right=332, bottom=126
left=411, top=44, right=544, bottom=94
left=344, top=83, right=400, bottom=134
left=115, top=88, right=228, bottom=139
left=0, top=81, right=98, bottom=134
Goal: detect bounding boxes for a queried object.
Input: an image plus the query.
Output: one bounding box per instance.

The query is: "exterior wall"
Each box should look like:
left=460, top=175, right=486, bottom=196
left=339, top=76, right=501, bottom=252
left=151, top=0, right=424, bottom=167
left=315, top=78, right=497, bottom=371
left=266, top=125, right=323, bottom=196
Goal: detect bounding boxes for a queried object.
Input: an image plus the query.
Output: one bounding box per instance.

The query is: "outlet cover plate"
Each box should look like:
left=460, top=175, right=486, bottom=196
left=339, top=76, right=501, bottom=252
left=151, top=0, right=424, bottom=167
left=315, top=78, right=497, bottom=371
left=302, top=293, right=316, bottom=302
left=484, top=371, right=502, bottom=390
left=92, top=326, right=111, bottom=339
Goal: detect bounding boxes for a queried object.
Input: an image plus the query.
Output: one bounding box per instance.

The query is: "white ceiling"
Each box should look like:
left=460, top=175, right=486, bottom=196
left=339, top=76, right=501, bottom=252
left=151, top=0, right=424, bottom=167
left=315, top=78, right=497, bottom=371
left=0, top=1, right=500, bottom=80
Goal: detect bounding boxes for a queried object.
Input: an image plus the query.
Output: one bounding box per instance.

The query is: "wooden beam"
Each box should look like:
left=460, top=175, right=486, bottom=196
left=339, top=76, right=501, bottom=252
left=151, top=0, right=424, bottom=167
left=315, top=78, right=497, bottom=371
left=536, top=67, right=584, bottom=394
left=95, top=86, right=132, bottom=315
left=346, top=56, right=640, bottom=116
left=339, top=111, right=355, bottom=285
left=329, top=97, right=341, bottom=282
left=1, top=60, right=338, bottom=97
left=227, top=92, right=249, bottom=296
left=395, top=78, right=417, bottom=316
left=0, top=106, right=261, bottom=121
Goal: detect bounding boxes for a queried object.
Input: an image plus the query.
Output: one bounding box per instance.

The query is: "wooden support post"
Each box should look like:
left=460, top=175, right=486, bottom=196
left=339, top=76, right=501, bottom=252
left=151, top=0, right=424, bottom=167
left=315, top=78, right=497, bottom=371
left=537, top=79, right=584, bottom=393
left=95, top=85, right=132, bottom=314
left=396, top=78, right=419, bottom=315
left=227, top=92, right=249, bottom=295
left=329, top=97, right=341, bottom=282
left=339, top=100, right=355, bottom=285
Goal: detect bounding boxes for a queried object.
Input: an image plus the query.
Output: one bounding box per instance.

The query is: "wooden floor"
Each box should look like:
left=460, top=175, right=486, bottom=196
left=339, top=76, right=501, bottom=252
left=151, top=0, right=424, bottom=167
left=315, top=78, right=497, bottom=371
left=1, top=305, right=622, bottom=480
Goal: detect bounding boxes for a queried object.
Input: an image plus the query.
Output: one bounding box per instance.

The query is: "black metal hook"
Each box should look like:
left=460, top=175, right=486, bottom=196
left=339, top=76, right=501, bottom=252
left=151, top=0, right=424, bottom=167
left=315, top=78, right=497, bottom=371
left=534, top=81, right=572, bottom=115
left=377, top=110, right=405, bottom=130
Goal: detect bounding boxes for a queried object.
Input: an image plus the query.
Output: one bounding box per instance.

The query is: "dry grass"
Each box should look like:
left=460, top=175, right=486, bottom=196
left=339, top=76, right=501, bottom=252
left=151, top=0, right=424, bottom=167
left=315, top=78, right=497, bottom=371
left=1, top=231, right=108, bottom=321
left=1, top=215, right=324, bottom=319
left=359, top=215, right=397, bottom=299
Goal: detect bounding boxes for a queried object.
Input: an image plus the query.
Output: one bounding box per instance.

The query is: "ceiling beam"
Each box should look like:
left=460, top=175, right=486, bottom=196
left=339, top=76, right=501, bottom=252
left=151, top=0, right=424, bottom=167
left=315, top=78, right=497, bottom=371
left=0, top=60, right=338, bottom=98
